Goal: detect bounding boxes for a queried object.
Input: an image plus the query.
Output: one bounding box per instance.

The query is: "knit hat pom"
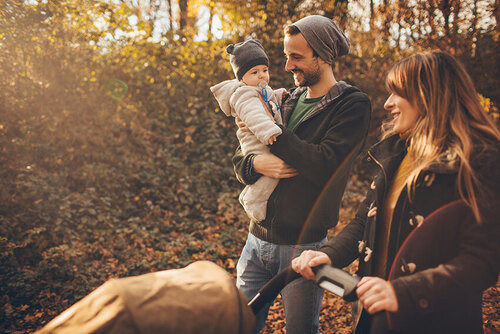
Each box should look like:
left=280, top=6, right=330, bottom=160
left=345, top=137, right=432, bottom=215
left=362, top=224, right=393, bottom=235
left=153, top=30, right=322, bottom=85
left=226, top=44, right=235, bottom=54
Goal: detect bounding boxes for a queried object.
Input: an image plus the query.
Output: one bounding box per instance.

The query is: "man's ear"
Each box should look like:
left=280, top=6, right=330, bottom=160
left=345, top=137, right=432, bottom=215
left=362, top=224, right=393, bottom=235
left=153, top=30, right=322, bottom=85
left=316, top=56, right=330, bottom=67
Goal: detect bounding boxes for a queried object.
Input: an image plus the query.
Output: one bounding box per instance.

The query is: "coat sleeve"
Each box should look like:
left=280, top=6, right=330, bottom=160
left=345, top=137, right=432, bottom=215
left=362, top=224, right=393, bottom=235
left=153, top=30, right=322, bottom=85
left=270, top=94, right=371, bottom=187
left=320, top=189, right=373, bottom=268
left=230, top=87, right=282, bottom=145
left=232, top=146, right=261, bottom=185
left=387, top=203, right=500, bottom=331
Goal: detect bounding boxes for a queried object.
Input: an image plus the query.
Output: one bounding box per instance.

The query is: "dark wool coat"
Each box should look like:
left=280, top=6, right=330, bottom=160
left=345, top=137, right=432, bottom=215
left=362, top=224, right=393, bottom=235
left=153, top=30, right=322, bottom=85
left=233, top=82, right=372, bottom=245
left=321, top=134, right=500, bottom=334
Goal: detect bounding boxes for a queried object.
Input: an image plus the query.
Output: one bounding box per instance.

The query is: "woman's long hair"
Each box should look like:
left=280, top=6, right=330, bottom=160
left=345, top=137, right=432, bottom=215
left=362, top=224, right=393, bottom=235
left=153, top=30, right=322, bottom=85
left=382, top=51, right=500, bottom=222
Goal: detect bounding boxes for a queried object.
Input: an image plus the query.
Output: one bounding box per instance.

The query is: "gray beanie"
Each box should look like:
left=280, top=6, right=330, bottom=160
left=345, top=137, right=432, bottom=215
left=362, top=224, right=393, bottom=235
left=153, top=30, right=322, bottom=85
left=226, top=39, right=269, bottom=80
left=293, top=15, right=350, bottom=64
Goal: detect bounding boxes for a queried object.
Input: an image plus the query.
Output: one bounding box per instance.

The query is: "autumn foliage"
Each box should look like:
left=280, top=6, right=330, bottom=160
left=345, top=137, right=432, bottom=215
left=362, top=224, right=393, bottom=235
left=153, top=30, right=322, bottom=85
left=0, top=1, right=498, bottom=333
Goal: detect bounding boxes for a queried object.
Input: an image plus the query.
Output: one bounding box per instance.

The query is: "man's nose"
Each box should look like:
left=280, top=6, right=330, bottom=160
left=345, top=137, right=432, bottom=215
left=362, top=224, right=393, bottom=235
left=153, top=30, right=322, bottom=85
left=285, top=59, right=293, bottom=72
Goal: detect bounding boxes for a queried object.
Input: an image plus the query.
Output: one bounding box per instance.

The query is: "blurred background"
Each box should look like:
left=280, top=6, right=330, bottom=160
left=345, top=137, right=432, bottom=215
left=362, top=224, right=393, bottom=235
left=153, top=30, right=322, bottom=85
left=1, top=0, right=498, bottom=332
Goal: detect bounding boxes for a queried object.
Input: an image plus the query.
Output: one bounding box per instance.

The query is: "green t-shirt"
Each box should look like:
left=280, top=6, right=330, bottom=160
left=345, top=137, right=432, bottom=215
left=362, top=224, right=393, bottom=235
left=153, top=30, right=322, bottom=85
left=287, top=91, right=323, bottom=132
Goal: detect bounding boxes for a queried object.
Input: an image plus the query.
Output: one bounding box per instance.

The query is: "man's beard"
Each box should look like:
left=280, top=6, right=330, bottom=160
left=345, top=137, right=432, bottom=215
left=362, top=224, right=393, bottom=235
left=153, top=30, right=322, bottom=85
left=292, top=58, right=321, bottom=87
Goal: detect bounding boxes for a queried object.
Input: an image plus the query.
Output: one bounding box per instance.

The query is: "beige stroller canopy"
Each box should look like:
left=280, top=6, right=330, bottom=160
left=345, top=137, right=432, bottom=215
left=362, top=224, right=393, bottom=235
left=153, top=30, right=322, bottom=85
left=36, top=261, right=255, bottom=334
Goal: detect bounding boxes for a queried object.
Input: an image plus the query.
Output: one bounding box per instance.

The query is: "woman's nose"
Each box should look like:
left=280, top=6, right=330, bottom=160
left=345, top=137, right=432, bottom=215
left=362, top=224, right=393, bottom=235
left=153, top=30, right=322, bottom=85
left=384, top=95, right=394, bottom=110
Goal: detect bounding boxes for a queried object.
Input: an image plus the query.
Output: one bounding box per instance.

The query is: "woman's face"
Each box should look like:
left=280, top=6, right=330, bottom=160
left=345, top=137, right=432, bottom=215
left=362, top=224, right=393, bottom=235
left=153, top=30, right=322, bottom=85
left=384, top=93, right=420, bottom=133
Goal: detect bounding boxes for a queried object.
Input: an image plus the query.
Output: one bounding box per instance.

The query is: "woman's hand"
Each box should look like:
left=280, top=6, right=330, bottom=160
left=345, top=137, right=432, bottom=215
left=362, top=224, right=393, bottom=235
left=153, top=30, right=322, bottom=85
left=356, top=277, right=399, bottom=314
left=253, top=153, right=298, bottom=179
left=291, top=250, right=332, bottom=280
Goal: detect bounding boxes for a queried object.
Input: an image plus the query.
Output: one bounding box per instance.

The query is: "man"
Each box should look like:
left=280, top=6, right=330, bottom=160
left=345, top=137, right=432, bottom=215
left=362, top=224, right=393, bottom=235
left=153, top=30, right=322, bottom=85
left=233, top=15, right=371, bottom=333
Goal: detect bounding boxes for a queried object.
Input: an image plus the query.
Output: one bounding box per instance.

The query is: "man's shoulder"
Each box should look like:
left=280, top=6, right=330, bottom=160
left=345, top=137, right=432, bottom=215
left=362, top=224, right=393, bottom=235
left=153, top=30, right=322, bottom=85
left=327, top=85, right=371, bottom=109
left=341, top=89, right=371, bottom=104
left=334, top=82, right=370, bottom=101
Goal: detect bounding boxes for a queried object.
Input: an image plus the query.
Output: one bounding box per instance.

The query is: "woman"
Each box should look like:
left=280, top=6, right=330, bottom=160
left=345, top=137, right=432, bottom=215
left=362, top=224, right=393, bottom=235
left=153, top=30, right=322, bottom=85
left=292, top=51, right=500, bottom=333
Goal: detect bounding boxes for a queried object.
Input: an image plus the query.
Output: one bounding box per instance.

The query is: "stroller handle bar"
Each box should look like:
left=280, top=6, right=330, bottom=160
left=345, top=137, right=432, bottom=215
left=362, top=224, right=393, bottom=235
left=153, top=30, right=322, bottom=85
left=248, top=264, right=361, bottom=314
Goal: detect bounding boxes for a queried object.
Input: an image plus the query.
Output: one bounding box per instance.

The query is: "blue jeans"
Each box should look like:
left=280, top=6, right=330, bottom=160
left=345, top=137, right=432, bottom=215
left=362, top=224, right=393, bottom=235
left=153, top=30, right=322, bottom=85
left=236, top=233, right=327, bottom=334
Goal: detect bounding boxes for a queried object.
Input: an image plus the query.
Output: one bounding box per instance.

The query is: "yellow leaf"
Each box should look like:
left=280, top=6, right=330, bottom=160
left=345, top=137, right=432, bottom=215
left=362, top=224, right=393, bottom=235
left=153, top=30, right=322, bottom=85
left=185, top=125, right=196, bottom=134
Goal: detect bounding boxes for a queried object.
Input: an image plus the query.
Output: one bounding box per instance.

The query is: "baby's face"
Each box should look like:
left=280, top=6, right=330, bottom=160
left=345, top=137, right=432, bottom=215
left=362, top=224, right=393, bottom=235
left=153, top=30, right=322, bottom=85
left=241, top=65, right=270, bottom=87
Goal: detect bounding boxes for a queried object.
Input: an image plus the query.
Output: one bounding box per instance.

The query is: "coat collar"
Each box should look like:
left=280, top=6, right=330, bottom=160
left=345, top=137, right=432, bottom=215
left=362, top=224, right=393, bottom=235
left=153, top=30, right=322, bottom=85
left=427, top=149, right=459, bottom=173
left=367, top=134, right=407, bottom=186
left=281, top=81, right=354, bottom=127
left=368, top=134, right=459, bottom=180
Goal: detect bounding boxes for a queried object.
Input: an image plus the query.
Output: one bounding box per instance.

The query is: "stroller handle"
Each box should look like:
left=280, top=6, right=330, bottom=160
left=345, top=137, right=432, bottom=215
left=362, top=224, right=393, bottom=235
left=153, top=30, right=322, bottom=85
left=248, top=264, right=360, bottom=314
left=247, top=266, right=301, bottom=314
left=314, top=264, right=360, bottom=302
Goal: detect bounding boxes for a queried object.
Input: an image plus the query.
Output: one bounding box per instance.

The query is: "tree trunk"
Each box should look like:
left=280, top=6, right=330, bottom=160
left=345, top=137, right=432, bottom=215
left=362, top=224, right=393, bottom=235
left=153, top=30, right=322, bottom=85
left=496, top=0, right=500, bottom=33
left=179, top=0, right=188, bottom=32
left=167, top=0, right=174, bottom=33
left=207, top=4, right=214, bottom=41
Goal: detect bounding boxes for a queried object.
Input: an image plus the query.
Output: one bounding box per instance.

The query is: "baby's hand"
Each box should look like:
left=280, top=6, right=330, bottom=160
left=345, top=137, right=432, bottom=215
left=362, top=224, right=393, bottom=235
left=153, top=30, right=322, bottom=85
left=268, top=134, right=278, bottom=145
left=282, top=90, right=289, bottom=99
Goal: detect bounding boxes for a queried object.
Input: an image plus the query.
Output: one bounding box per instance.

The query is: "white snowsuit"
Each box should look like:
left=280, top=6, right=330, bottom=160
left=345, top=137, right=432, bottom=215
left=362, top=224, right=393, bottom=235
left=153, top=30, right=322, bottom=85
left=210, top=79, right=286, bottom=221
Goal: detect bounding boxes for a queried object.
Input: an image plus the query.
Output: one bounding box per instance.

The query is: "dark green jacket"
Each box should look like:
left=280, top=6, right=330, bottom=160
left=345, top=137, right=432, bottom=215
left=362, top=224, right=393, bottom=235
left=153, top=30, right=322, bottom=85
left=233, top=82, right=372, bottom=244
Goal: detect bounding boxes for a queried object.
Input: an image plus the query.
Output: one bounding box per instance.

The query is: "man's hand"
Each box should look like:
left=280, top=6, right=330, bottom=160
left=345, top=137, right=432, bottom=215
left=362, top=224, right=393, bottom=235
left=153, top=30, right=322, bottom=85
left=253, top=153, right=298, bottom=179
left=356, top=277, right=399, bottom=314
left=291, top=250, right=332, bottom=280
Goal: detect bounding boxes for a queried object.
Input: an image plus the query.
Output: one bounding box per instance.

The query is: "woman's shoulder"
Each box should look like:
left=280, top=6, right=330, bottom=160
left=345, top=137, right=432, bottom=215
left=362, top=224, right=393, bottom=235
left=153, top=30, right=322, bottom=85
left=471, top=137, right=500, bottom=217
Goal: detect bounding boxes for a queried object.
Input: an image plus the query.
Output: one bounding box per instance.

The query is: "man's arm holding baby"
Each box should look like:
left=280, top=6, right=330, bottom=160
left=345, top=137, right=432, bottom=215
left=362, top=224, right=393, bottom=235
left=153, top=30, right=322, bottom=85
left=233, top=113, right=298, bottom=183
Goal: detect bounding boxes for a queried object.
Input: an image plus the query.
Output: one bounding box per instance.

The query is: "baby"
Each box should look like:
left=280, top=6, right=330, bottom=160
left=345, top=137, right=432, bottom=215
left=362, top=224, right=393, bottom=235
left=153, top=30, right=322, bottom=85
left=210, top=39, right=286, bottom=222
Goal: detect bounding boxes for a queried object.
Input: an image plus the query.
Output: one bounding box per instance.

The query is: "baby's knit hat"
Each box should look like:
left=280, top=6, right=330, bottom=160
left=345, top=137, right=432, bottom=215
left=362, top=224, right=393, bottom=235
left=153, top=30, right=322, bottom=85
left=226, top=39, right=269, bottom=80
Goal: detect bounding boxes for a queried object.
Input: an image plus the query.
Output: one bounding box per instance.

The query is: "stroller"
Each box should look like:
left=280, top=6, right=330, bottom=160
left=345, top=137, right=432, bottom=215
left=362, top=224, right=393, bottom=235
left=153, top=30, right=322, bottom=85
left=35, top=261, right=359, bottom=334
